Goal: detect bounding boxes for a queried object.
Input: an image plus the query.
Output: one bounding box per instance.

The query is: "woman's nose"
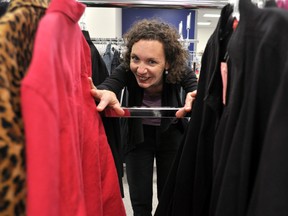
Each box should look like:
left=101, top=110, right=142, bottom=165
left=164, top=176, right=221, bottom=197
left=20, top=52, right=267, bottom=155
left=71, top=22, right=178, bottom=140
left=137, top=64, right=147, bottom=74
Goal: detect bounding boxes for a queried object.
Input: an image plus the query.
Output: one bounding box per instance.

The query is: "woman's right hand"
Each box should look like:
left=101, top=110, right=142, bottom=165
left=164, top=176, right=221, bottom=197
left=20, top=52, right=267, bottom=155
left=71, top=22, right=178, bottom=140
left=88, top=77, right=125, bottom=116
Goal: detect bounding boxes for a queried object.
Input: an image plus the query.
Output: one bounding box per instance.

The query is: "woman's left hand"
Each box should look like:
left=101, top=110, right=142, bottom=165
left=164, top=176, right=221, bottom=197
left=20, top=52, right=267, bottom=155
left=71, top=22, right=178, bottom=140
left=175, top=90, right=197, bottom=118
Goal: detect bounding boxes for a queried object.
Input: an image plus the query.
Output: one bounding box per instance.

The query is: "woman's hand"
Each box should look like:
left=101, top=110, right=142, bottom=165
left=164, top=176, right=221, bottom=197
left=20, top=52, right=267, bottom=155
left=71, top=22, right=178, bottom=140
left=88, top=77, right=125, bottom=116
left=175, top=90, right=197, bottom=118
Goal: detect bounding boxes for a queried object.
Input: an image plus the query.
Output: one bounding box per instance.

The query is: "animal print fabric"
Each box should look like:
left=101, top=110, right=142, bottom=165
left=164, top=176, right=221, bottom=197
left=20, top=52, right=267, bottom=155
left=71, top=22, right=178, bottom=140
left=0, top=0, right=50, bottom=215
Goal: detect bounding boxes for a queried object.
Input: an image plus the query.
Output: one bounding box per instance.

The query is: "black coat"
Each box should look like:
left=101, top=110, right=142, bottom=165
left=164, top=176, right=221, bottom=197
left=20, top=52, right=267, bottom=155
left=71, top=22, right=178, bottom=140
left=155, top=4, right=234, bottom=216
left=212, top=0, right=288, bottom=215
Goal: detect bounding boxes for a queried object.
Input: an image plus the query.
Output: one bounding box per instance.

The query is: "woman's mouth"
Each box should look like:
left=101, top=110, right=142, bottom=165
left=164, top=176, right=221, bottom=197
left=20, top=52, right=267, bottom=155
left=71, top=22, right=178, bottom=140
left=137, top=75, right=149, bottom=81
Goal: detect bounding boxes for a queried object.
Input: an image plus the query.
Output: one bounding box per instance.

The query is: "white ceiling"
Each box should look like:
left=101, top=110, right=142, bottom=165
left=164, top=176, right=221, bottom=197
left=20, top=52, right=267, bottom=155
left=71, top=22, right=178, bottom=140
left=196, top=0, right=232, bottom=29
left=196, top=7, right=222, bottom=29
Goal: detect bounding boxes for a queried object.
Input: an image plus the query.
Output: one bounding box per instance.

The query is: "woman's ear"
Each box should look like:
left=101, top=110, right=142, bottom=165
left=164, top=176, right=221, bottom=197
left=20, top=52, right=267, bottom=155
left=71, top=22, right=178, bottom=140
left=165, top=62, right=170, bottom=70
left=164, top=62, right=170, bottom=75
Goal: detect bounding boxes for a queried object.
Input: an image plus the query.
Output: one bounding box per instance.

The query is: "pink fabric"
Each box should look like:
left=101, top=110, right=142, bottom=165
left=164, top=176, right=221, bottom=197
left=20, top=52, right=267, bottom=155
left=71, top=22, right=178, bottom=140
left=21, top=0, right=126, bottom=215
left=221, top=62, right=228, bottom=105
left=277, top=0, right=288, bottom=9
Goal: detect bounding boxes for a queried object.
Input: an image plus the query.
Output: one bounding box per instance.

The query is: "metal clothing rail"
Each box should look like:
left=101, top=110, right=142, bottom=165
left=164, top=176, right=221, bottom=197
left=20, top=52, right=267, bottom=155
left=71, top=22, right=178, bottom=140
left=78, top=0, right=227, bottom=9
left=91, top=37, right=124, bottom=44
left=103, top=107, right=191, bottom=118
left=91, top=38, right=197, bottom=45
left=91, top=38, right=198, bottom=48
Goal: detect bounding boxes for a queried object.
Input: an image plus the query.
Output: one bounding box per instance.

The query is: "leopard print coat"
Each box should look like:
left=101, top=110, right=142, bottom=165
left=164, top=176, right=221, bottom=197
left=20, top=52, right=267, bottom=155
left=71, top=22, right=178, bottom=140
left=0, top=0, right=50, bottom=215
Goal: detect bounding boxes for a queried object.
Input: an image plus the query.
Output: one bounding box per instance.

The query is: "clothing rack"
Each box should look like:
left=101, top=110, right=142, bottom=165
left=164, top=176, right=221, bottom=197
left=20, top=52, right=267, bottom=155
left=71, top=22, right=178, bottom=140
left=179, top=38, right=199, bottom=49
left=91, top=37, right=124, bottom=45
left=79, top=0, right=225, bottom=9
left=92, top=38, right=197, bottom=46
left=91, top=38, right=125, bottom=55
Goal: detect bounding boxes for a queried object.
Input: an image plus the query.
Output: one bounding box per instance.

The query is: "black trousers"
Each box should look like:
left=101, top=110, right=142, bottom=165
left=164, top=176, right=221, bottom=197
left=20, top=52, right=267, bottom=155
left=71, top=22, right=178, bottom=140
left=125, top=124, right=184, bottom=216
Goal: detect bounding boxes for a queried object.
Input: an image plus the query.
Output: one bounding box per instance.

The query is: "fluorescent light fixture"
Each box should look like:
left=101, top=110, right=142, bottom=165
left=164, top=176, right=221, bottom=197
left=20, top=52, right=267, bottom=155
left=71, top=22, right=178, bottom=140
left=203, top=14, right=220, bottom=18
left=197, top=22, right=211, bottom=26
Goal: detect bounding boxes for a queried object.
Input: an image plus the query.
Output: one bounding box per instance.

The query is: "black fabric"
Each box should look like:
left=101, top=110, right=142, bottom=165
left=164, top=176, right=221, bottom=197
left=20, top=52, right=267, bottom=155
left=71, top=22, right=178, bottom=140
left=212, top=0, right=288, bottom=216
left=82, top=30, right=108, bottom=85
left=125, top=124, right=183, bottom=216
left=264, top=0, right=277, bottom=7
left=247, top=67, right=288, bottom=216
left=0, top=1, right=8, bottom=17
left=154, top=1, right=288, bottom=215
left=211, top=0, right=288, bottom=215
left=154, top=4, right=234, bottom=216
left=82, top=30, right=124, bottom=197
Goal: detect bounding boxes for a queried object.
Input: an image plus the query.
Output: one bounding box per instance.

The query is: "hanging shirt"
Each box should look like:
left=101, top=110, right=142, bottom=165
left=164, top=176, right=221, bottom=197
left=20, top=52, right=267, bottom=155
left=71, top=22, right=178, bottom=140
left=20, top=0, right=126, bottom=215
left=0, top=0, right=49, bottom=215
left=102, top=43, right=114, bottom=74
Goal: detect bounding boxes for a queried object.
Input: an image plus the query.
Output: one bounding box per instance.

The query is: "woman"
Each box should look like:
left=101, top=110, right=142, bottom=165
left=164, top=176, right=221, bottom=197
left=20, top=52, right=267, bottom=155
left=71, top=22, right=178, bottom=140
left=89, top=19, right=198, bottom=216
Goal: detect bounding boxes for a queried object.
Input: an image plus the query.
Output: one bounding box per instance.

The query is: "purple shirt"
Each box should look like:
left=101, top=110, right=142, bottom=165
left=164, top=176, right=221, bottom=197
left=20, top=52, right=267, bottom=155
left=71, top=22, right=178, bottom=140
left=142, top=90, right=162, bottom=126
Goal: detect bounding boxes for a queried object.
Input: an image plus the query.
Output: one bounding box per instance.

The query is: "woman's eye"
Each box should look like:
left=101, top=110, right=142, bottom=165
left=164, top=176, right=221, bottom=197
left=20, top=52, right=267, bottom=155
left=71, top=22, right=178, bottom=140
left=131, top=56, right=139, bottom=62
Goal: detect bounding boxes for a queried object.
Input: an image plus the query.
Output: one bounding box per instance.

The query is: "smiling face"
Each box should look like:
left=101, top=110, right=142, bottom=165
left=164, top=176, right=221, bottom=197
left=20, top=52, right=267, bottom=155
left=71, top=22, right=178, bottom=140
left=130, top=40, right=169, bottom=94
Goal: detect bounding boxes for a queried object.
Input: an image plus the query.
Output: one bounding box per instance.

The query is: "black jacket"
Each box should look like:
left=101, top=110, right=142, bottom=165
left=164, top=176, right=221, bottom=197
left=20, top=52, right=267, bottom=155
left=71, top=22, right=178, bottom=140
left=98, top=63, right=198, bottom=152
left=155, top=4, right=234, bottom=216
left=212, top=1, right=288, bottom=215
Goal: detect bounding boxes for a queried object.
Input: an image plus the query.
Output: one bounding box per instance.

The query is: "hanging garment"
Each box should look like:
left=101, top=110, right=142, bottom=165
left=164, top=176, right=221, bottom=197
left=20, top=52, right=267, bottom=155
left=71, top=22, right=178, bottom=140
left=20, top=0, right=126, bottom=216
left=0, top=0, right=49, bottom=215
left=211, top=0, right=288, bottom=215
left=111, top=49, right=122, bottom=74
left=102, top=43, right=113, bottom=75
left=154, top=4, right=234, bottom=216
left=82, top=30, right=109, bottom=85
left=82, top=30, right=125, bottom=198
left=277, top=0, right=288, bottom=9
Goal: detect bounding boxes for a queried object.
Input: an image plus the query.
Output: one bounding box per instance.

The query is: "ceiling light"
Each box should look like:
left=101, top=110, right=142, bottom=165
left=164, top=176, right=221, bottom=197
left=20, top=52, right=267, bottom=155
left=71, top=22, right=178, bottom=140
left=203, top=14, right=220, bottom=18
left=197, top=22, right=211, bottom=26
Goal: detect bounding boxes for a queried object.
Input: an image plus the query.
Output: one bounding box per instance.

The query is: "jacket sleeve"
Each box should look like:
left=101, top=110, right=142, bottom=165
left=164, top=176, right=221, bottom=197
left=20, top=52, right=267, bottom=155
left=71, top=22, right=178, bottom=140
left=180, top=66, right=198, bottom=93
left=97, top=63, right=128, bottom=94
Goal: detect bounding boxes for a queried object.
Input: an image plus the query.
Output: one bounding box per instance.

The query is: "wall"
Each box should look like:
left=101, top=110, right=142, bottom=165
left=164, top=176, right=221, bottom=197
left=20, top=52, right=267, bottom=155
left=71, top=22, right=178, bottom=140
left=196, top=27, right=215, bottom=54
left=121, top=8, right=196, bottom=51
left=82, top=7, right=122, bottom=38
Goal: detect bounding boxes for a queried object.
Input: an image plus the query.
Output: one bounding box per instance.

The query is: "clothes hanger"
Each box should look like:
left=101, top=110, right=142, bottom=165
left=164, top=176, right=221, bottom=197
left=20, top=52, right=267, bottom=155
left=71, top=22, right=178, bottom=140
left=79, top=9, right=87, bottom=31
left=252, top=0, right=266, bottom=8
left=230, top=0, right=240, bottom=20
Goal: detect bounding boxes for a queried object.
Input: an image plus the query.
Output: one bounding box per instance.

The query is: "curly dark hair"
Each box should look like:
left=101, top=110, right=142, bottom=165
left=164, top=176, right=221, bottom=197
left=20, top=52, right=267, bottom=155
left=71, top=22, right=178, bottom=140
left=122, top=18, right=189, bottom=84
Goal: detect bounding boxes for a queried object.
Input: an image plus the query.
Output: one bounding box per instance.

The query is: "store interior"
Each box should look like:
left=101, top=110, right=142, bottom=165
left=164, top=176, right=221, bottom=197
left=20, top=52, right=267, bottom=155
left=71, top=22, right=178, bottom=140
left=3, top=0, right=288, bottom=215
left=78, top=0, right=227, bottom=78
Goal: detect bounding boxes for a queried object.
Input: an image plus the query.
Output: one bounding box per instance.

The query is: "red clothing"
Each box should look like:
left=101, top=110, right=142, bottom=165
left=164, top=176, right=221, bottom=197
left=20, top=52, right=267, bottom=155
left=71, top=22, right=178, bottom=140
left=21, top=0, right=126, bottom=215
left=233, top=18, right=239, bottom=30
